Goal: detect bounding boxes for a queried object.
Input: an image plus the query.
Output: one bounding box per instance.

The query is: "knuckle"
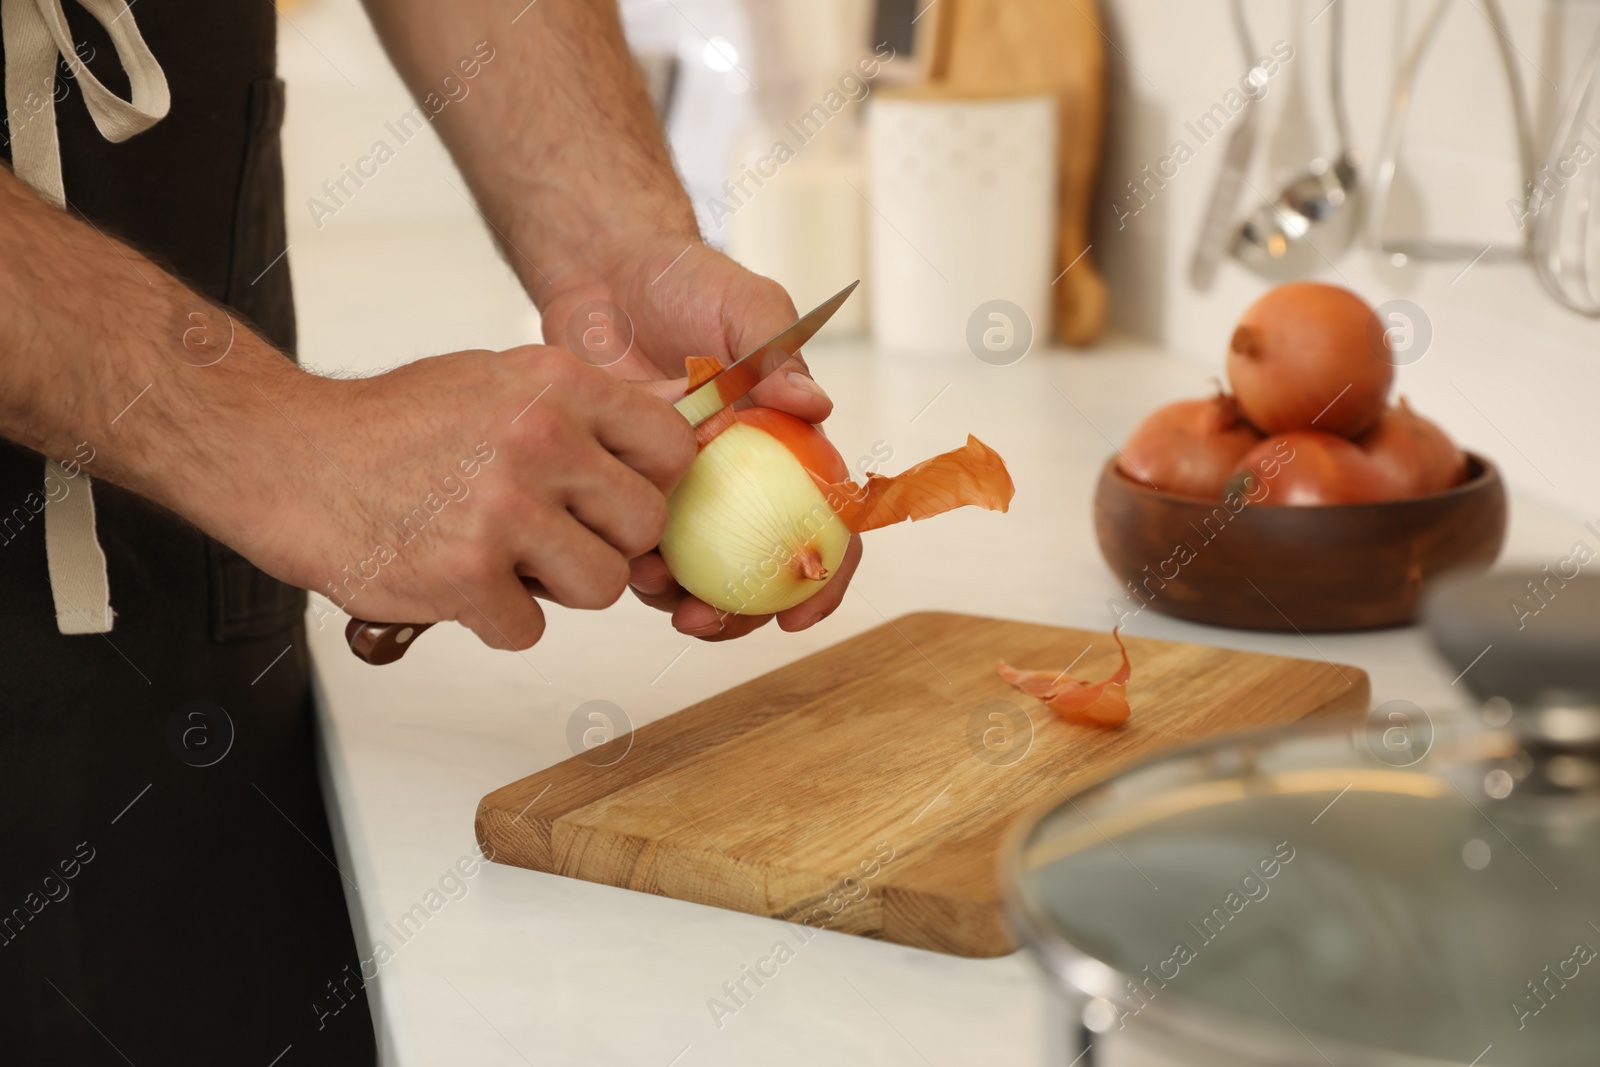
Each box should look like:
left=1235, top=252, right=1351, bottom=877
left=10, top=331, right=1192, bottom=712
left=504, top=351, right=582, bottom=433
left=467, top=475, right=519, bottom=527
left=538, top=347, right=591, bottom=392
left=502, top=608, right=546, bottom=650
left=464, top=598, right=543, bottom=651
left=444, top=543, right=501, bottom=591
left=742, top=270, right=790, bottom=308
left=661, top=419, right=698, bottom=478
left=596, top=555, right=632, bottom=607
left=515, top=342, right=567, bottom=375
left=568, top=555, right=630, bottom=610
left=498, top=345, right=551, bottom=389
left=621, top=492, right=670, bottom=557
left=462, top=613, right=504, bottom=650
left=463, top=619, right=497, bottom=648
left=510, top=406, right=566, bottom=454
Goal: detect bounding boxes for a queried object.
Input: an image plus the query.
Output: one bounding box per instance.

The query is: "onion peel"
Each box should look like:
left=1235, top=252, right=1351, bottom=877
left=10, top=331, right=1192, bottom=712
left=998, top=628, right=1132, bottom=727
left=685, top=355, right=723, bottom=389
left=812, top=435, right=1015, bottom=534
left=683, top=357, right=737, bottom=445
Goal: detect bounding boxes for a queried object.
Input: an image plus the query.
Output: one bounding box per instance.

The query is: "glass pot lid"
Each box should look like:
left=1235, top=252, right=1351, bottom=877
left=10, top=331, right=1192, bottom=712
left=1005, top=704, right=1600, bottom=1067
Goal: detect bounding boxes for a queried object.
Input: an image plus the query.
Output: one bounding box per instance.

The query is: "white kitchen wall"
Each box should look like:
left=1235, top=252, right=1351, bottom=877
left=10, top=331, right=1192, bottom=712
left=1094, top=0, right=1600, bottom=523
left=277, top=0, right=540, bottom=378
left=278, top=0, right=776, bottom=373
left=278, top=0, right=1600, bottom=525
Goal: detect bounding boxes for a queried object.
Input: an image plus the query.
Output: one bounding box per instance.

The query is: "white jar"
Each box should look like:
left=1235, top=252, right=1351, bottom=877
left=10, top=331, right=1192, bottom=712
left=865, top=88, right=1058, bottom=357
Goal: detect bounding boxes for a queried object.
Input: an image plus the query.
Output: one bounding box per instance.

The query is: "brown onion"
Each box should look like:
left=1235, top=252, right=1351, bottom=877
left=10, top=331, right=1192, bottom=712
left=1357, top=397, right=1468, bottom=497
left=1118, top=395, right=1263, bottom=499
left=1232, top=431, right=1406, bottom=506
left=1227, top=283, right=1393, bottom=438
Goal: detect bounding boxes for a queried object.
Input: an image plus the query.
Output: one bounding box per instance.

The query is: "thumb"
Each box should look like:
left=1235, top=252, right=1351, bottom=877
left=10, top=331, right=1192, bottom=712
left=730, top=277, right=832, bottom=423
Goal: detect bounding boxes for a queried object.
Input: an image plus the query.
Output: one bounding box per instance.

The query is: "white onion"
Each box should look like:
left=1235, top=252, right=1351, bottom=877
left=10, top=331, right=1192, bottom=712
left=658, top=420, right=850, bottom=615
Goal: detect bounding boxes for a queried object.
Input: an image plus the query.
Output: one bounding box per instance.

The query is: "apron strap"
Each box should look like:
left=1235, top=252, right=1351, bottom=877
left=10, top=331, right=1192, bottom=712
left=2, top=0, right=170, bottom=634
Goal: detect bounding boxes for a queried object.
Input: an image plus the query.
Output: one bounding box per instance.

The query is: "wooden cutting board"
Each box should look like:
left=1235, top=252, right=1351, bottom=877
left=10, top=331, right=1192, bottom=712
left=476, top=613, right=1367, bottom=957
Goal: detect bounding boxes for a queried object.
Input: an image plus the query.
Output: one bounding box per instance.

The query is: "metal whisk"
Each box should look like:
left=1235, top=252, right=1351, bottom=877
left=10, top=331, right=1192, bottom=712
left=1531, top=20, right=1600, bottom=316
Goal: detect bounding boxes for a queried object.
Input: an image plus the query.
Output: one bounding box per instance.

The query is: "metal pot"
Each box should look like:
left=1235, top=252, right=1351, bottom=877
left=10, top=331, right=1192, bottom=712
left=1005, top=573, right=1600, bottom=1066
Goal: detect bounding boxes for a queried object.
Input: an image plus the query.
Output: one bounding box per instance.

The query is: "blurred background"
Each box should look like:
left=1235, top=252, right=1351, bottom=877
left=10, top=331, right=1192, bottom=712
left=270, top=8, right=1600, bottom=1063
left=282, top=0, right=1600, bottom=525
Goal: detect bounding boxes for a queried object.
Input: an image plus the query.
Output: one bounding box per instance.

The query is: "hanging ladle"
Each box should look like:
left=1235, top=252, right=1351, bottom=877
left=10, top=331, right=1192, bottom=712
left=1230, top=0, right=1362, bottom=278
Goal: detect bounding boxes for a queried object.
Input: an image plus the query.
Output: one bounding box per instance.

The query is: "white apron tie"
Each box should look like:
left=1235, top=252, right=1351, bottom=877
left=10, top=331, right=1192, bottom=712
left=2, top=0, right=169, bottom=633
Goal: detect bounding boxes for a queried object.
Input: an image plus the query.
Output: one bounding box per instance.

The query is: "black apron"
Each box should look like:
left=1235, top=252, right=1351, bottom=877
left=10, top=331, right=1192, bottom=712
left=1, top=5, right=376, bottom=1063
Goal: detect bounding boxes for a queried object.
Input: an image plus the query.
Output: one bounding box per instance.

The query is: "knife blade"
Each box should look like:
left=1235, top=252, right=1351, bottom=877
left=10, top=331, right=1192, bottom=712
left=345, top=280, right=861, bottom=666
left=673, top=279, right=859, bottom=427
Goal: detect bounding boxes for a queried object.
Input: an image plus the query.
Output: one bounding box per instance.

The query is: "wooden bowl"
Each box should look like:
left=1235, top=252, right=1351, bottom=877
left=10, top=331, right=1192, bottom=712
left=1092, top=453, right=1507, bottom=632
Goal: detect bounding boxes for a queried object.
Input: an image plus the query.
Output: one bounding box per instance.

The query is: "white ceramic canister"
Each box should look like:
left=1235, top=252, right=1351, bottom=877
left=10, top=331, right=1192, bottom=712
left=865, top=88, right=1058, bottom=357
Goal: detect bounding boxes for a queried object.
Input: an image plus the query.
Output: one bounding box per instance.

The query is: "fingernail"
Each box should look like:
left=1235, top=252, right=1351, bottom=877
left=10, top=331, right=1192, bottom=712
left=684, top=619, right=724, bottom=636
left=630, top=577, right=672, bottom=597
left=787, top=371, right=826, bottom=398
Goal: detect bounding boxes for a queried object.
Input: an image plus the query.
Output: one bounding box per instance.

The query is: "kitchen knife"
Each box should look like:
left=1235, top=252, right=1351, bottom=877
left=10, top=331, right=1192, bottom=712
left=345, top=280, right=860, bottom=665
left=672, top=280, right=857, bottom=425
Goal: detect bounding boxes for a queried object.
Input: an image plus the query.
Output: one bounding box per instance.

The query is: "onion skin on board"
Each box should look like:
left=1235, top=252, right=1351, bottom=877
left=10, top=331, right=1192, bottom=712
left=998, top=628, right=1132, bottom=727
left=658, top=363, right=1015, bottom=616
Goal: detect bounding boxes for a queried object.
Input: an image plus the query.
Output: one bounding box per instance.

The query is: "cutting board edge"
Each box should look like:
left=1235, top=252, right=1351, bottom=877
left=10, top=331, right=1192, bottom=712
left=1310, top=662, right=1371, bottom=718
left=475, top=800, right=1025, bottom=957
left=475, top=802, right=552, bottom=872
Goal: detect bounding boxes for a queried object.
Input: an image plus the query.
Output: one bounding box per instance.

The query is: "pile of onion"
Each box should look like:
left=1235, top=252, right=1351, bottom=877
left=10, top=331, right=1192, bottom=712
left=1116, top=283, right=1472, bottom=506
left=658, top=358, right=1015, bottom=615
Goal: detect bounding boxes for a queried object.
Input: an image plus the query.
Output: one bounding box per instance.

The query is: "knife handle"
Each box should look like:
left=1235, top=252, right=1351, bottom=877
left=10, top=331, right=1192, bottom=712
left=346, top=617, right=434, bottom=665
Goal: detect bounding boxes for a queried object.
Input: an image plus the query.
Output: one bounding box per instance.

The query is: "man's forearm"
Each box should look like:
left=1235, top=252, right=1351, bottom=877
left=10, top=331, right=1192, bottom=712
left=0, top=168, right=315, bottom=545
left=361, top=0, right=698, bottom=301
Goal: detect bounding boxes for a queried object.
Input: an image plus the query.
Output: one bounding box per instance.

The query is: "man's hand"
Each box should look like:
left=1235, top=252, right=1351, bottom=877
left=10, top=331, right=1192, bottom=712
left=0, top=165, right=698, bottom=654
left=240, top=346, right=697, bottom=651
left=540, top=239, right=833, bottom=421
left=539, top=241, right=863, bottom=641
left=359, top=0, right=865, bottom=639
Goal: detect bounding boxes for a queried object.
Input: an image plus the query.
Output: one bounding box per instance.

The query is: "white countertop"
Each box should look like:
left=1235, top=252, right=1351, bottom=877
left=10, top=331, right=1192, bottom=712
left=296, top=234, right=1584, bottom=1064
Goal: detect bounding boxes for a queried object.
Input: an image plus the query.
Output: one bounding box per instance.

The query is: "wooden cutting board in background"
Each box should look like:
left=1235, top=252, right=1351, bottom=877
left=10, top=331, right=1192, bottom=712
left=477, top=613, right=1367, bottom=957
left=924, top=0, right=1109, bottom=346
